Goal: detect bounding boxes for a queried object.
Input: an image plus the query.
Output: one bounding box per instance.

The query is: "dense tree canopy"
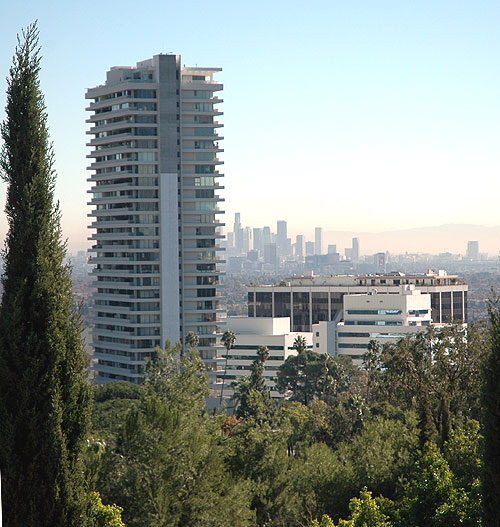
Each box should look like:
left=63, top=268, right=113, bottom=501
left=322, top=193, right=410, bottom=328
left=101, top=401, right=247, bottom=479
left=87, top=323, right=487, bottom=527
left=91, top=343, right=255, bottom=527
left=482, top=298, right=500, bottom=525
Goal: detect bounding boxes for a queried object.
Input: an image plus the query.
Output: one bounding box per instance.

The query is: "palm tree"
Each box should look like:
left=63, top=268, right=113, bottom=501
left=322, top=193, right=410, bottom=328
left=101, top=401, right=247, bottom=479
left=256, top=344, right=270, bottom=364
left=219, top=329, right=236, bottom=406
left=292, top=335, right=308, bottom=402
left=293, top=335, right=307, bottom=355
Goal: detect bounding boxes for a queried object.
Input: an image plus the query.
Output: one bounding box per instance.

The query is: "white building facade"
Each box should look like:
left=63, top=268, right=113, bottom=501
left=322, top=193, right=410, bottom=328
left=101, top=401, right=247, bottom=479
left=223, top=317, right=312, bottom=398
left=86, top=54, right=225, bottom=383
left=336, top=286, right=432, bottom=362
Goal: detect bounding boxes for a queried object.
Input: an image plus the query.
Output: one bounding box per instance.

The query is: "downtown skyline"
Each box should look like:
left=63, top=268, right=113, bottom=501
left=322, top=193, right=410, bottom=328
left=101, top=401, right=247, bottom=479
left=227, top=212, right=500, bottom=257
left=1, top=1, right=500, bottom=254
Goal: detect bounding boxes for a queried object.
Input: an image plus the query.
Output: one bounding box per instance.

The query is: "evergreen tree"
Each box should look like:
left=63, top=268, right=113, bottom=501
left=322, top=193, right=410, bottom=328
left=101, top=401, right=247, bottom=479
left=0, top=23, right=91, bottom=526
left=184, top=330, right=199, bottom=355
left=277, top=351, right=356, bottom=405
left=249, top=345, right=270, bottom=394
left=482, top=297, right=500, bottom=526
left=362, top=339, right=383, bottom=403
left=233, top=345, right=272, bottom=421
left=417, top=395, right=438, bottom=448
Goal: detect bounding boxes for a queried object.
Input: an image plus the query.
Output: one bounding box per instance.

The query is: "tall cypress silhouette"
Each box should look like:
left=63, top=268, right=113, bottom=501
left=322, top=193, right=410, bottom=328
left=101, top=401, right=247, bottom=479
left=0, top=23, right=91, bottom=527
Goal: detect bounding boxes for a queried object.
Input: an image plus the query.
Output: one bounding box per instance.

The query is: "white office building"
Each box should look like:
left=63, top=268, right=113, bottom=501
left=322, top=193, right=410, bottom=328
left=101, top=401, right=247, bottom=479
left=248, top=271, right=468, bottom=332
left=336, top=285, right=432, bottom=362
left=86, top=54, right=225, bottom=383
left=222, top=317, right=312, bottom=398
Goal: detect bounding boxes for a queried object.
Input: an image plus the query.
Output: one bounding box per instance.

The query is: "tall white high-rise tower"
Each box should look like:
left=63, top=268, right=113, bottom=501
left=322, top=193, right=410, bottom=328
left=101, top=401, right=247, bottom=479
left=86, top=54, right=225, bottom=383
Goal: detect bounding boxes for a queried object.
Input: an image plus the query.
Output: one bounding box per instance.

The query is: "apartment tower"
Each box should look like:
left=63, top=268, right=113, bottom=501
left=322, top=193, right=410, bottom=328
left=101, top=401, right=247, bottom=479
left=86, top=54, right=225, bottom=383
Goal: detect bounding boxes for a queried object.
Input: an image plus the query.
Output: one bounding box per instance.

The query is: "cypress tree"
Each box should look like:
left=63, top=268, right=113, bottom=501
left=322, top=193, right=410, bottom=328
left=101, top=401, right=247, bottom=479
left=482, top=297, right=500, bottom=526
left=249, top=345, right=270, bottom=394
left=417, top=394, right=438, bottom=449
left=0, top=23, right=91, bottom=526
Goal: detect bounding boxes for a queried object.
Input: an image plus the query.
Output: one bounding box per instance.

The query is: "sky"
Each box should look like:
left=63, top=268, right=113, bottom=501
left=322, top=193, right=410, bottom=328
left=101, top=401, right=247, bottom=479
left=1, top=1, right=500, bottom=254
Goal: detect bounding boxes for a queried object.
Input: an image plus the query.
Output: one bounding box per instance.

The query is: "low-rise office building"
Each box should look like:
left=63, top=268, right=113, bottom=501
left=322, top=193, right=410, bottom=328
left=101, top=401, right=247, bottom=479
left=248, top=271, right=467, bottom=332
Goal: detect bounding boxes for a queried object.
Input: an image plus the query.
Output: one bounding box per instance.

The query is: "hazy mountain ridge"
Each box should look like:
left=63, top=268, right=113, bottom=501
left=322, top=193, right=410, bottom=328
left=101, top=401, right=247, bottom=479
left=324, top=224, right=500, bottom=256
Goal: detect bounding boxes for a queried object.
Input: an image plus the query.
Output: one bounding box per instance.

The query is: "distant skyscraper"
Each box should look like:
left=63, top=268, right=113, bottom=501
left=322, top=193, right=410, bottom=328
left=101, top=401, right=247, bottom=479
left=295, top=235, right=304, bottom=262
left=276, top=220, right=288, bottom=257
left=262, top=226, right=272, bottom=246
left=306, top=241, right=315, bottom=256
left=263, top=243, right=278, bottom=267
left=315, top=227, right=323, bottom=255
left=277, top=220, right=287, bottom=240
left=328, top=244, right=337, bottom=254
left=233, top=213, right=244, bottom=254
left=86, top=54, right=224, bottom=383
left=467, top=241, right=479, bottom=260
left=253, top=227, right=263, bottom=253
left=233, top=212, right=241, bottom=231
left=374, top=252, right=387, bottom=273
left=352, top=237, right=360, bottom=263
left=242, top=226, right=252, bottom=253
left=247, top=249, right=259, bottom=262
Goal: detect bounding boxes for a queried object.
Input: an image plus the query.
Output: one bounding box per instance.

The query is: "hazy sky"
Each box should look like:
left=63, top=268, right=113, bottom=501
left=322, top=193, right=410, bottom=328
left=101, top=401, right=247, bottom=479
left=1, top=1, right=500, bottom=253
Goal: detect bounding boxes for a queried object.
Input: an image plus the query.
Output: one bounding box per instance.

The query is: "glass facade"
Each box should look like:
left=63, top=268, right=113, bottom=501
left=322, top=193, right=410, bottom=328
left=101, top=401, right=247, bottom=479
left=248, top=282, right=468, bottom=331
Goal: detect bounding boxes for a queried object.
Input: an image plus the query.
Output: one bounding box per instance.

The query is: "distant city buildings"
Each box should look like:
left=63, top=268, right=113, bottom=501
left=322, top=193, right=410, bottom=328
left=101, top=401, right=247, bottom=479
left=253, top=227, right=262, bottom=253
left=222, top=215, right=379, bottom=275
left=276, top=220, right=289, bottom=259
left=224, top=216, right=495, bottom=278
left=225, top=213, right=360, bottom=273
left=467, top=241, right=479, bottom=260
left=263, top=243, right=278, bottom=268
left=374, top=252, right=387, bottom=273
left=305, top=241, right=315, bottom=257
